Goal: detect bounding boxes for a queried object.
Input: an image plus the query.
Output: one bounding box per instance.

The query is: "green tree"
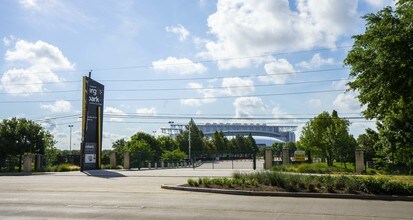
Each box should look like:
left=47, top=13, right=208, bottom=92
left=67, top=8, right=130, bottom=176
left=0, top=118, right=55, bottom=171
left=300, top=111, right=353, bottom=166
left=160, top=149, right=187, bottom=161
left=246, top=133, right=258, bottom=154
left=175, top=119, right=204, bottom=159
left=271, top=143, right=283, bottom=157
left=128, top=132, right=160, bottom=161
left=357, top=128, right=379, bottom=164
left=344, top=1, right=413, bottom=172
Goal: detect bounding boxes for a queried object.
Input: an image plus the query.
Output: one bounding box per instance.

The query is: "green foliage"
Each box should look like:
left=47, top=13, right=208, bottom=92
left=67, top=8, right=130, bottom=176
left=0, top=117, right=56, bottom=172
left=44, top=164, right=80, bottom=172
left=344, top=1, right=413, bottom=173
left=272, top=163, right=355, bottom=174
left=299, top=111, right=355, bottom=166
left=161, top=149, right=187, bottom=161
left=191, top=172, right=413, bottom=195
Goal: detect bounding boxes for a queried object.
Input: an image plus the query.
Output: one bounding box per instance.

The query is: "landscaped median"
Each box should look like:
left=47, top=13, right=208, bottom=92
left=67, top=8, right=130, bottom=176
left=161, top=171, right=413, bottom=201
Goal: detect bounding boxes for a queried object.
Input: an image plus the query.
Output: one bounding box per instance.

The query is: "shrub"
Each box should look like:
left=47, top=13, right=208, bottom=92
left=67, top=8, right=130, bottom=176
left=187, top=179, right=197, bottom=187
left=56, top=164, right=80, bottom=172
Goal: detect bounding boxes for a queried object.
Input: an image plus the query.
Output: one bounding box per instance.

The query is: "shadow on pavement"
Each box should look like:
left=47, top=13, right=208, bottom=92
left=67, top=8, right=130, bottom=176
left=83, top=169, right=126, bottom=178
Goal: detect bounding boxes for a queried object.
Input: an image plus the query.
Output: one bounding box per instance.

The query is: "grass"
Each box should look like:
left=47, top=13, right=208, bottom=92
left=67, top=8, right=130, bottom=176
left=44, top=164, right=80, bottom=172
left=187, top=171, right=413, bottom=196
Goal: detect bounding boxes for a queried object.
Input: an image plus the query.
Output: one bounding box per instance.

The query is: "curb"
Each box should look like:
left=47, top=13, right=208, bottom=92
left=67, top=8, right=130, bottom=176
left=161, top=184, right=413, bottom=202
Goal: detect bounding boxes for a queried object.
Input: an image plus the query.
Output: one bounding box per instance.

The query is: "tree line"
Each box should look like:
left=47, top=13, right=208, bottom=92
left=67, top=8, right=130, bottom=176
left=112, top=119, right=259, bottom=163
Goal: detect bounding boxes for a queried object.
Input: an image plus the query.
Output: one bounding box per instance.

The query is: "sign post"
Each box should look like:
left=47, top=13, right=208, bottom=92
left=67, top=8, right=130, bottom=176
left=80, top=74, right=104, bottom=171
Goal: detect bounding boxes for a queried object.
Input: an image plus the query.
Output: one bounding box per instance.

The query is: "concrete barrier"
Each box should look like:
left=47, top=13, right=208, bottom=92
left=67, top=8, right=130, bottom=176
left=110, top=152, right=116, bottom=169
left=23, top=154, right=32, bottom=173
left=123, top=151, right=130, bottom=169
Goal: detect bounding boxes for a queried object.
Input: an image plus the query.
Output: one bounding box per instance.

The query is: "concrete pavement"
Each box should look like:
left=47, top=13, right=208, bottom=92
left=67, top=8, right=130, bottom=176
left=0, top=169, right=412, bottom=219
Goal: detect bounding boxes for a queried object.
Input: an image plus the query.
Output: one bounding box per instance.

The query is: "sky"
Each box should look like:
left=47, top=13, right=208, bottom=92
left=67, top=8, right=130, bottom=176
left=0, top=0, right=395, bottom=150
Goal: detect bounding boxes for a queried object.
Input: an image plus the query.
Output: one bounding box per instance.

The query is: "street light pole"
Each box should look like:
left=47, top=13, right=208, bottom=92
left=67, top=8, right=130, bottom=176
left=188, top=125, right=191, bottom=162
left=68, top=125, right=73, bottom=152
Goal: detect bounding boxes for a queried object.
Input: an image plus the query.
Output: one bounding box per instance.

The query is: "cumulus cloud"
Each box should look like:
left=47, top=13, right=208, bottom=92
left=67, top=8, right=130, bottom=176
left=19, top=0, right=39, bottom=9
left=180, top=83, right=218, bottom=106
left=333, top=93, right=361, bottom=112
left=181, top=78, right=255, bottom=107
left=104, top=107, right=127, bottom=122
left=233, top=97, right=267, bottom=117
left=259, top=58, right=295, bottom=84
left=136, top=107, right=158, bottom=116
left=166, top=24, right=190, bottom=41
left=1, top=40, right=74, bottom=95
left=332, top=79, right=349, bottom=90
left=272, top=106, right=297, bottom=124
left=221, top=77, right=254, bottom=96
left=198, top=0, right=357, bottom=69
left=40, top=100, right=72, bottom=112
left=296, top=53, right=335, bottom=69
left=152, top=57, right=207, bottom=75
left=40, top=118, right=57, bottom=131
left=3, top=35, right=16, bottom=46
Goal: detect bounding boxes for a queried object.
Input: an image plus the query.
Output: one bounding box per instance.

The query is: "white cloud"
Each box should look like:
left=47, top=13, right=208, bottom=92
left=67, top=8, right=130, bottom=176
left=2, top=35, right=16, bottom=46
left=364, top=0, right=394, bottom=8
left=104, top=107, right=126, bottom=122
left=222, top=77, right=254, bottom=96
left=272, top=106, right=297, bottom=124
left=181, top=99, right=203, bottom=107
left=166, top=24, right=190, bottom=41
left=136, top=107, right=158, bottom=116
left=333, top=93, right=361, bottom=112
left=308, top=99, right=322, bottom=108
left=1, top=40, right=74, bottom=95
left=40, top=118, right=57, bottom=131
left=198, top=0, right=357, bottom=69
left=181, top=77, right=255, bottom=107
left=180, top=83, right=218, bottom=107
left=5, top=40, right=74, bottom=69
left=40, top=100, right=72, bottom=113
left=332, top=79, right=349, bottom=90
left=152, top=57, right=207, bottom=75
left=19, top=0, right=39, bottom=9
left=259, top=58, right=295, bottom=84
left=296, top=53, right=335, bottom=69
left=233, top=97, right=267, bottom=117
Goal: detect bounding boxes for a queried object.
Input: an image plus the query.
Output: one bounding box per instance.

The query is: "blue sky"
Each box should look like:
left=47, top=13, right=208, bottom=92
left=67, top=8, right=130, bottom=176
left=0, top=0, right=394, bottom=150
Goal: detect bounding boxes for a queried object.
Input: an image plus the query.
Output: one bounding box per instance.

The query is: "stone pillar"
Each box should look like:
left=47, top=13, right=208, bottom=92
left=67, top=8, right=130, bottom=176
left=23, top=154, right=32, bottom=173
left=355, top=149, right=365, bottom=173
left=123, top=151, right=130, bottom=169
left=264, top=148, right=273, bottom=170
left=161, top=161, right=164, bottom=168
left=35, top=154, right=42, bottom=171
left=154, top=162, right=158, bottom=169
left=282, top=148, right=290, bottom=165
left=167, top=162, right=170, bottom=168
left=110, top=151, right=116, bottom=169
left=148, top=162, right=151, bottom=169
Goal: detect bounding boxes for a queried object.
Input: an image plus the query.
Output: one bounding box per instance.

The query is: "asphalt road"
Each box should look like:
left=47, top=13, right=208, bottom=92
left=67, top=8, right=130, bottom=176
left=0, top=169, right=412, bottom=220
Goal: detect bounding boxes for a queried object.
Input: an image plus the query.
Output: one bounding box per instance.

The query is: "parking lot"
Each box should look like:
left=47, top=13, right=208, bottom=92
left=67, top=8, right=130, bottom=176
left=0, top=169, right=412, bottom=219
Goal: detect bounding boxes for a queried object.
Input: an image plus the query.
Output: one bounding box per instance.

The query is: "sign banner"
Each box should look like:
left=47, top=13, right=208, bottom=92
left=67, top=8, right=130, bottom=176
left=294, top=150, right=306, bottom=162
left=81, top=76, right=104, bottom=170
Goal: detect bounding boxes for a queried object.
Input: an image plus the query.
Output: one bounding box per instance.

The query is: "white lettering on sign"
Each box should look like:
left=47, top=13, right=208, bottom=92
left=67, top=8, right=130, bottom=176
left=89, top=88, right=97, bottom=96
left=89, top=96, right=100, bottom=103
